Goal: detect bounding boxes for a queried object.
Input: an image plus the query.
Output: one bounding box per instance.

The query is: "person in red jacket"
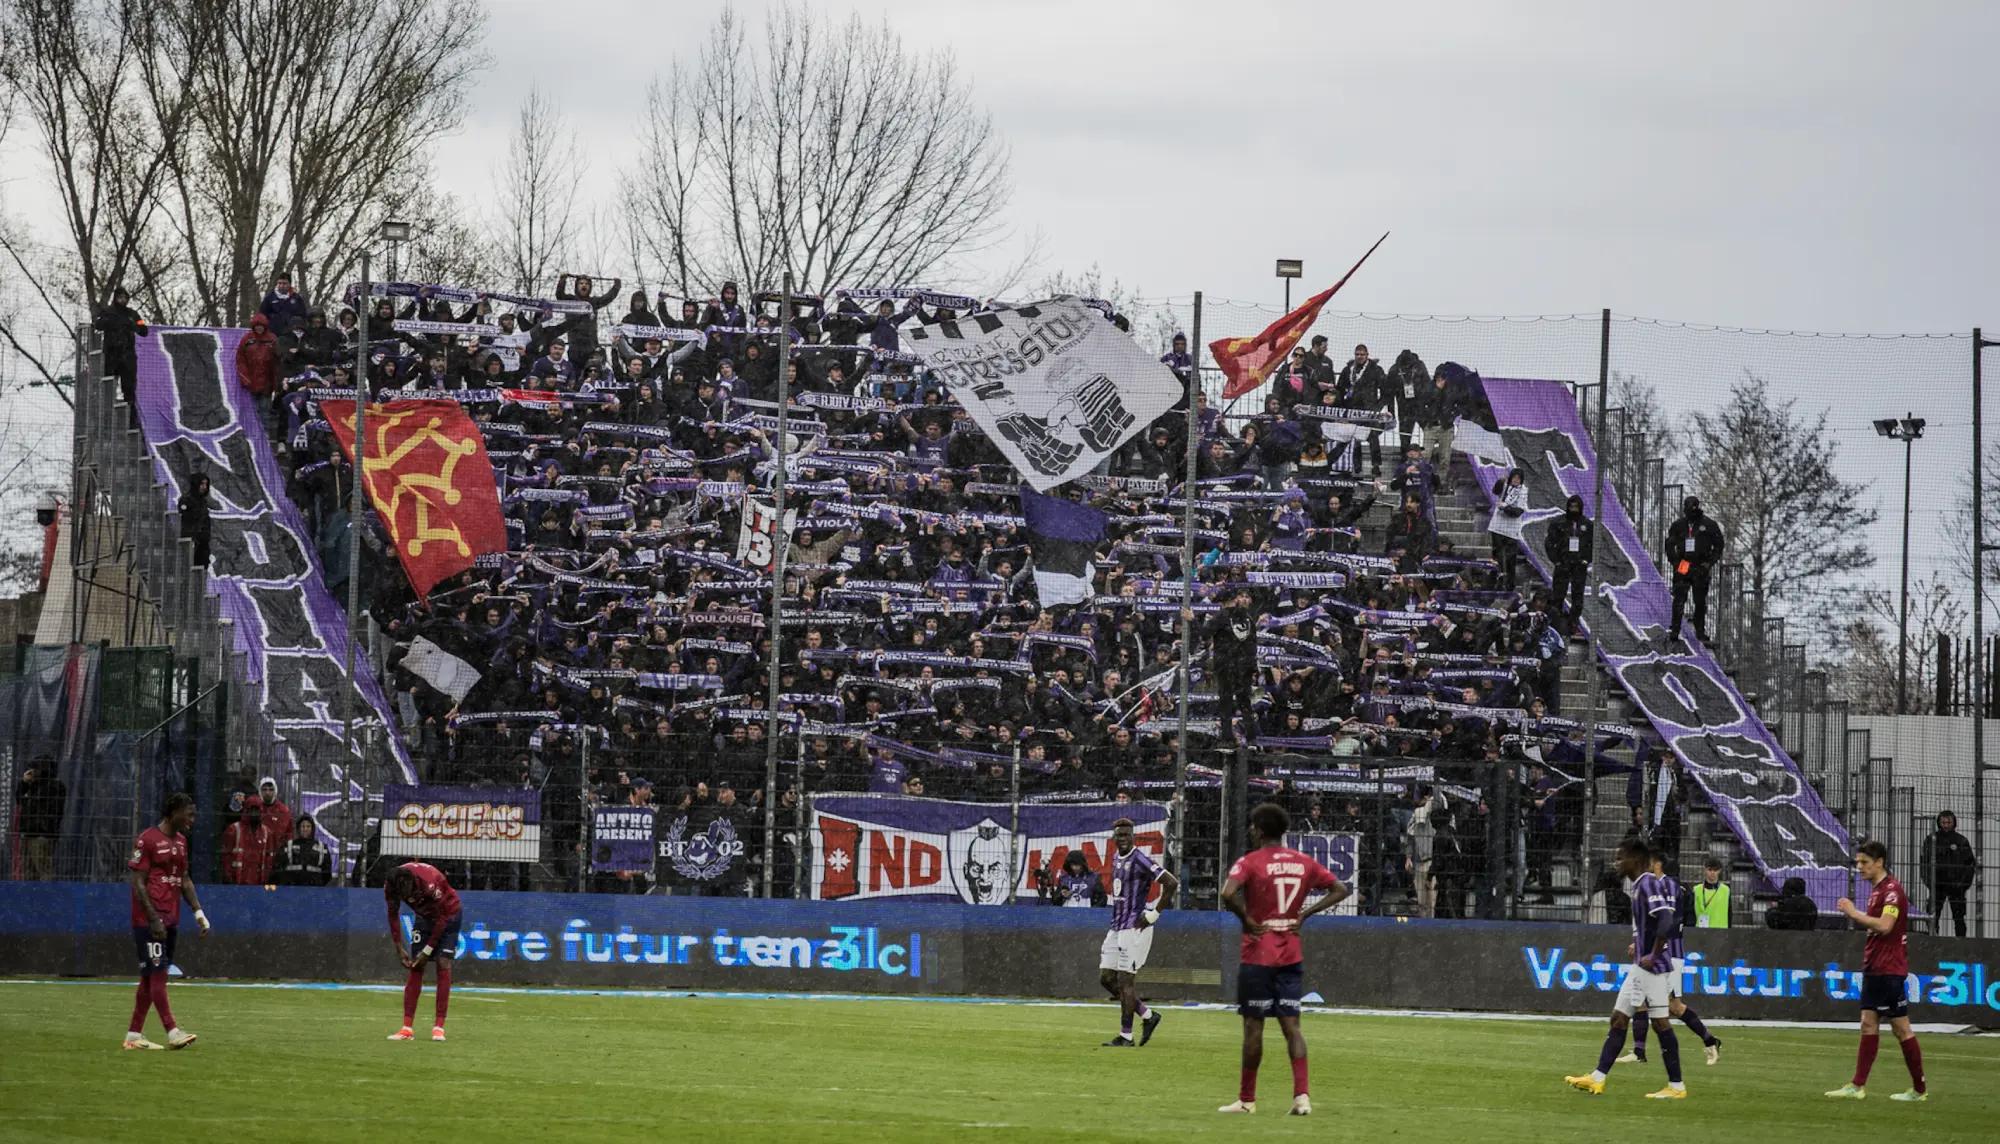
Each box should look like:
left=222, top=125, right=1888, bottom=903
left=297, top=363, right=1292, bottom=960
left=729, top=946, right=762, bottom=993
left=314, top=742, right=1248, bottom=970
left=221, top=796, right=274, bottom=885
left=255, top=777, right=292, bottom=844
left=235, top=312, right=281, bottom=438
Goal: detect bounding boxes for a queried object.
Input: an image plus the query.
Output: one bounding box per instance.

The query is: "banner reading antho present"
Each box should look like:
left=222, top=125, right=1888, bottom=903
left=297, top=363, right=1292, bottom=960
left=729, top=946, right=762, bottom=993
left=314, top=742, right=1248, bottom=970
left=810, top=794, right=1166, bottom=905
left=382, top=784, right=541, bottom=862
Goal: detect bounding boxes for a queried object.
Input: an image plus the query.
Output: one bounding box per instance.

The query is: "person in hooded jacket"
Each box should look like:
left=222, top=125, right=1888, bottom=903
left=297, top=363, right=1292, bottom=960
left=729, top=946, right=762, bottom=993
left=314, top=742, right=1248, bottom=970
left=1919, top=810, right=1977, bottom=937
left=1543, top=494, right=1594, bottom=634
left=91, top=286, right=149, bottom=420
left=179, top=473, right=213, bottom=567
left=1764, top=876, right=1819, bottom=930
left=1662, top=496, right=1725, bottom=644
left=273, top=814, right=334, bottom=886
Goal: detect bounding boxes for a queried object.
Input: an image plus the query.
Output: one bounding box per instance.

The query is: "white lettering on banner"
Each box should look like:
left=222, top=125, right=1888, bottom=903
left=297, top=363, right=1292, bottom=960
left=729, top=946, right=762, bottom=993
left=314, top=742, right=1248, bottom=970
left=736, top=497, right=796, bottom=574
left=904, top=297, right=1182, bottom=492
left=808, top=795, right=1169, bottom=904
left=394, top=801, right=526, bottom=841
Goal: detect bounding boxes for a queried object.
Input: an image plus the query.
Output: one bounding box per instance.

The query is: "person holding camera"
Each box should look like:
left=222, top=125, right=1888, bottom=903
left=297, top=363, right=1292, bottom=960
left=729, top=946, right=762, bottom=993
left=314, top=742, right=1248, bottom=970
left=1039, top=849, right=1106, bottom=907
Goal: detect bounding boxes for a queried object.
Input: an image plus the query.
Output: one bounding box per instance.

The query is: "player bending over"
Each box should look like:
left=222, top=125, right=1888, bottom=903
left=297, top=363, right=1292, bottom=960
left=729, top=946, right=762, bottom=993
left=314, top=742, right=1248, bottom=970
left=1216, top=802, right=1349, bottom=1116
left=1824, top=839, right=1927, bottom=1102
left=384, top=861, right=463, bottom=1042
left=1099, top=817, right=1178, bottom=1047
left=1620, top=850, right=1722, bottom=1067
left=1566, top=838, right=1687, bottom=1099
left=124, top=792, right=210, bottom=1050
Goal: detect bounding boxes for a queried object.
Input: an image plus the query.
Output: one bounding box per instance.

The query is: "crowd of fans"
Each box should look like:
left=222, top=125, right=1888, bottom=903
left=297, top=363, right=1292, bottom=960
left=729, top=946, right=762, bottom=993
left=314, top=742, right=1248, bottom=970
left=151, top=271, right=1669, bottom=911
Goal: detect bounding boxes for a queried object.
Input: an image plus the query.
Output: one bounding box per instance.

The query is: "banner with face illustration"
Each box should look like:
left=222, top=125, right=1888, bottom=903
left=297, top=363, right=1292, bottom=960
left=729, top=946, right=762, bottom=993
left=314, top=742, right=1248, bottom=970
left=904, top=297, right=1181, bottom=492
left=809, top=794, right=1168, bottom=904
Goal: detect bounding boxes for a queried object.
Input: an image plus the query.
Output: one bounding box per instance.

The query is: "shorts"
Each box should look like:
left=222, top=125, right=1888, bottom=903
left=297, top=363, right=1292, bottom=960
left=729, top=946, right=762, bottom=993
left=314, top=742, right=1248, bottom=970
left=1099, top=926, right=1154, bottom=975
left=1237, top=962, right=1305, bottom=1018
left=410, top=911, right=463, bottom=961
left=1860, top=973, right=1910, bottom=1020
left=1614, top=963, right=1673, bottom=1019
left=133, top=925, right=177, bottom=974
left=1669, top=957, right=1685, bottom=999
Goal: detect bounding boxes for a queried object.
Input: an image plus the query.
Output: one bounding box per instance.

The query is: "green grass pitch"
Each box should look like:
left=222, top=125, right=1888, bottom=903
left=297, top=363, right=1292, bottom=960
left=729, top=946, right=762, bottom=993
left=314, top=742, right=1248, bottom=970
left=1, top=980, right=1996, bottom=1141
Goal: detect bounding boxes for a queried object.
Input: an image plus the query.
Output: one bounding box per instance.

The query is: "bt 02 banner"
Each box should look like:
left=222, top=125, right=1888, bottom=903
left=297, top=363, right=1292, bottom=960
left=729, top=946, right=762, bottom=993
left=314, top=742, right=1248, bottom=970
left=382, top=783, right=542, bottom=862
left=810, top=793, right=1168, bottom=904
left=590, top=805, right=657, bottom=874
left=905, top=297, right=1182, bottom=492
left=1285, top=831, right=1362, bottom=916
left=654, top=809, right=749, bottom=888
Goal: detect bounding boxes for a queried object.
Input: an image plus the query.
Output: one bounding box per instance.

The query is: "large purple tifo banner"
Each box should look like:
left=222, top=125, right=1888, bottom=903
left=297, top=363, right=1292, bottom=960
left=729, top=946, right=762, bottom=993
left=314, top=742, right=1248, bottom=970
left=133, top=328, right=413, bottom=858
left=1468, top=378, right=1851, bottom=906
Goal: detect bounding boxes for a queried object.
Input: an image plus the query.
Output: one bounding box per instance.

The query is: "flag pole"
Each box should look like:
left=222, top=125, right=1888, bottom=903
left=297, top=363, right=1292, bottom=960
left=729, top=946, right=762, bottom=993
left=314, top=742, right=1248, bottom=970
left=1173, top=292, right=1203, bottom=885
left=762, top=271, right=794, bottom=900
left=340, top=250, right=370, bottom=874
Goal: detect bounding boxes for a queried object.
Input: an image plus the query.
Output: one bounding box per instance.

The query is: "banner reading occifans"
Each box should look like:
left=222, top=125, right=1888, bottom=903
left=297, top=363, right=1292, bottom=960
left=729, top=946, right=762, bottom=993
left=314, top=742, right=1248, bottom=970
left=809, top=793, right=1167, bottom=904
left=382, top=783, right=541, bottom=862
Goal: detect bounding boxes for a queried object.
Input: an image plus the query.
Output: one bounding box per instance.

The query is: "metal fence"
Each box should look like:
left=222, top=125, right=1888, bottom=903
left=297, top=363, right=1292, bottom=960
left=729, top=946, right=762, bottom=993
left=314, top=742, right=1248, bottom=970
left=7, top=307, right=1998, bottom=942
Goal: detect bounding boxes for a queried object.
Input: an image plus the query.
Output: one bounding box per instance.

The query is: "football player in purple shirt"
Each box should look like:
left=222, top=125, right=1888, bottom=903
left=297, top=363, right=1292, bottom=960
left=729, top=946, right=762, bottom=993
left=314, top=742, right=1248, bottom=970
left=1099, top=818, right=1178, bottom=1048
left=1566, top=838, right=1689, bottom=1099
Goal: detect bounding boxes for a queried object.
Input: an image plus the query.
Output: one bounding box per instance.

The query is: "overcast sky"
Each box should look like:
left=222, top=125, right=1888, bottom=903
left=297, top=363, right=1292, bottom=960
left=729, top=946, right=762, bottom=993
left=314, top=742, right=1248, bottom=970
left=433, top=0, right=1999, bottom=331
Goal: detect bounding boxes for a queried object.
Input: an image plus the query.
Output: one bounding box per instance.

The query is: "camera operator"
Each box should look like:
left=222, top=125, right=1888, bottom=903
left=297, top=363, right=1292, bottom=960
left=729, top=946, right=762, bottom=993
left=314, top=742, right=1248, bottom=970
left=1037, top=850, right=1106, bottom=907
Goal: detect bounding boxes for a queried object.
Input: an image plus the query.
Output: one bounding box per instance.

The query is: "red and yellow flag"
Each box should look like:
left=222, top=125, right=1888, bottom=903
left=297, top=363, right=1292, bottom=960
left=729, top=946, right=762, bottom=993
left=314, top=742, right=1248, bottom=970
left=322, top=399, right=507, bottom=598
left=1209, top=233, right=1389, bottom=400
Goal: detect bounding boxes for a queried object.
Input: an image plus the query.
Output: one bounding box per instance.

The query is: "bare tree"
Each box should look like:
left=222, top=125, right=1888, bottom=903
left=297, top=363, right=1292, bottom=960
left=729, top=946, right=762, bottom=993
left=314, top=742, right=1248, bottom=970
left=1683, top=373, right=1878, bottom=644
left=1833, top=577, right=1966, bottom=714
left=620, top=3, right=1011, bottom=299
left=493, top=85, right=584, bottom=295
left=1611, top=371, right=1678, bottom=476
left=125, top=0, right=486, bottom=324
left=0, top=0, right=195, bottom=316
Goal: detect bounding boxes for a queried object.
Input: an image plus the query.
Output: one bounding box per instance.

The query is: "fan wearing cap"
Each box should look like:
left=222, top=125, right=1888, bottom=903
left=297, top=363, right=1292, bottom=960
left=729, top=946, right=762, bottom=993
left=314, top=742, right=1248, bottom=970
left=1662, top=496, right=1726, bottom=645
left=221, top=796, right=275, bottom=885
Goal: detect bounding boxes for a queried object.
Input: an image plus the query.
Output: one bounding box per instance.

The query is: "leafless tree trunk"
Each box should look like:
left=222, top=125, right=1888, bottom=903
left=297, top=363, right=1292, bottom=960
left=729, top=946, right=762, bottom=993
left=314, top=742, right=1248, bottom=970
left=128, top=0, right=486, bottom=324
left=494, top=84, right=584, bottom=295
left=619, top=2, right=1011, bottom=299
left=0, top=0, right=196, bottom=315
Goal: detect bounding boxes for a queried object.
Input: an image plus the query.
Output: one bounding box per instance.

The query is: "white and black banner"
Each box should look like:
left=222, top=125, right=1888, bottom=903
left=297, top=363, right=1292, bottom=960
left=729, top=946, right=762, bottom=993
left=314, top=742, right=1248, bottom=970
left=905, top=296, right=1182, bottom=492
left=736, top=496, right=797, bottom=574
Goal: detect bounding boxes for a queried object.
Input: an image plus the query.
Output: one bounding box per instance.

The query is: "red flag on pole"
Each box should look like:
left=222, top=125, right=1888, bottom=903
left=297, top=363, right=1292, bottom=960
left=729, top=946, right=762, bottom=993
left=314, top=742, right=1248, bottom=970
left=1209, top=233, right=1389, bottom=400
left=322, top=399, right=508, bottom=598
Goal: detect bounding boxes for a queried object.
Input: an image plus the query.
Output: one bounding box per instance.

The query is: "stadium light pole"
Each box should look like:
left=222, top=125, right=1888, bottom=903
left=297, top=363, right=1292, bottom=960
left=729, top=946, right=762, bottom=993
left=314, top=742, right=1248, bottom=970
left=1974, top=328, right=1993, bottom=936
left=1873, top=414, right=1926, bottom=714
left=1274, top=259, right=1301, bottom=312
left=762, top=272, right=794, bottom=900
left=338, top=246, right=372, bottom=881
left=1173, top=292, right=1203, bottom=887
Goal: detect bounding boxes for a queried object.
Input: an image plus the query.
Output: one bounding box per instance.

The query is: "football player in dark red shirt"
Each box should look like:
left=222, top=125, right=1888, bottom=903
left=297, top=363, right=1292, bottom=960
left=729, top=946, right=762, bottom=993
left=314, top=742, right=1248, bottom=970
left=125, top=792, right=210, bottom=1050
left=1217, top=802, right=1349, bottom=1116
left=1825, top=839, right=1927, bottom=1102
left=384, top=862, right=463, bottom=1042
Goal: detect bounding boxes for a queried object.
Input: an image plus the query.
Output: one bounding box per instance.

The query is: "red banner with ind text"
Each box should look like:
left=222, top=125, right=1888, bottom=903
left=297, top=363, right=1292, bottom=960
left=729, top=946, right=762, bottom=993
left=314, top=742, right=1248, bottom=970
left=323, top=399, right=507, bottom=597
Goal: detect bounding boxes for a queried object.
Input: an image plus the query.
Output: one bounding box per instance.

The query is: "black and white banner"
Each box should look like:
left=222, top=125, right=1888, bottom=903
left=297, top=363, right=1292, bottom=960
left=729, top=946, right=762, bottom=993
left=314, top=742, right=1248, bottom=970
left=905, top=296, right=1181, bottom=492
left=736, top=496, right=797, bottom=574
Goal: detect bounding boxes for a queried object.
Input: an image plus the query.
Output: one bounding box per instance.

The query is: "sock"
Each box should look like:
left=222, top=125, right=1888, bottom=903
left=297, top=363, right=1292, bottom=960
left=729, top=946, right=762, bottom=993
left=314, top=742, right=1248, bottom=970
left=1136, top=1002, right=1152, bottom=1021
left=1120, top=1014, right=1133, bottom=1036
left=1853, top=1034, right=1879, bottom=1086
left=433, top=962, right=451, bottom=1029
left=403, top=967, right=424, bottom=1027
left=1679, top=1006, right=1713, bottom=1043
left=1291, top=1055, right=1309, bottom=1098
left=130, top=979, right=153, bottom=1035
left=1594, top=1024, right=1628, bottom=1075
left=1899, top=1036, right=1925, bottom=1094
left=1632, top=1019, right=1648, bottom=1052
left=1239, top=1067, right=1257, bottom=1104
left=1657, top=1026, right=1682, bottom=1086
left=148, top=974, right=175, bottom=1032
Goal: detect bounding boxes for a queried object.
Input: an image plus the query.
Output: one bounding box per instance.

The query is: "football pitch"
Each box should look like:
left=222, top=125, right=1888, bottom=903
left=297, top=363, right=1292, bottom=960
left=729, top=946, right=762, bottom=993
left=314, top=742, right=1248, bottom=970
left=2, top=981, right=1997, bottom=1142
